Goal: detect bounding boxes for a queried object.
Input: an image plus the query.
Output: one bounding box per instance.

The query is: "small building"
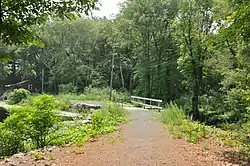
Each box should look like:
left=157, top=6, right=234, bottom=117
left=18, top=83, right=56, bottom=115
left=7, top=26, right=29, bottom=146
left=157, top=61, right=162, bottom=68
left=5, top=80, right=41, bottom=93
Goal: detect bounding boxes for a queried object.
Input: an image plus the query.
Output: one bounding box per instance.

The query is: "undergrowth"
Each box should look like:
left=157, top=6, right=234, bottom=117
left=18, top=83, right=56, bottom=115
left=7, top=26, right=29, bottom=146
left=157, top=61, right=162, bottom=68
left=55, top=87, right=130, bottom=105
left=47, top=103, right=127, bottom=146
left=161, top=102, right=244, bottom=147
left=0, top=98, right=127, bottom=157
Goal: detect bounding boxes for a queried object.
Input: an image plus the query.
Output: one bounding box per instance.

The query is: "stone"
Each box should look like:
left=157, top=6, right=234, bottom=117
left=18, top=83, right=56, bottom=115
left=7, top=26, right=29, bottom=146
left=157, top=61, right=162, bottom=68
left=13, top=153, right=24, bottom=158
left=4, top=158, right=10, bottom=163
left=8, top=163, right=17, bottom=166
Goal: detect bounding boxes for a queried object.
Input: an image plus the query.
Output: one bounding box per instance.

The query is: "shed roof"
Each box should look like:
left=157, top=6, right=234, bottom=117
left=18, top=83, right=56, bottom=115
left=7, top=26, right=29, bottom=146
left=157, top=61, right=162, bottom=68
left=5, top=80, right=29, bottom=87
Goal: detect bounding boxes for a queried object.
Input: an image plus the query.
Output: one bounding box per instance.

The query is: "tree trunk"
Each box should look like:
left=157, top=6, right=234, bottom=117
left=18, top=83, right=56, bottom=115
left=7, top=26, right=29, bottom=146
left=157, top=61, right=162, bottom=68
left=119, top=58, right=125, bottom=89
left=146, top=23, right=151, bottom=98
left=190, top=55, right=200, bottom=120
left=0, top=0, right=2, bottom=25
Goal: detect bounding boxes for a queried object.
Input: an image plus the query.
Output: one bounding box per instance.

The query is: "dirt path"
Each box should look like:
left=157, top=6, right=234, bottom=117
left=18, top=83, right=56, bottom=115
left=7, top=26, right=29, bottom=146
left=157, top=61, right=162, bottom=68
left=1, top=107, right=237, bottom=166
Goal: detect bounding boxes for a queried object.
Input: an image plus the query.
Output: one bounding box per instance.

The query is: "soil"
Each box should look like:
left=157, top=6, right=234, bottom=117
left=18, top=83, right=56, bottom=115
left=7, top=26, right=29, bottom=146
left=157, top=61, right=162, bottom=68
left=0, top=107, right=246, bottom=166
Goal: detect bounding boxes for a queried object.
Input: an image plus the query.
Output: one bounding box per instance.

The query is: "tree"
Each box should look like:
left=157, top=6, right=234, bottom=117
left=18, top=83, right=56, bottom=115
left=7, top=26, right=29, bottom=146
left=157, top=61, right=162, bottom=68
left=0, top=0, right=98, bottom=46
left=119, top=0, right=180, bottom=101
left=175, top=0, right=213, bottom=120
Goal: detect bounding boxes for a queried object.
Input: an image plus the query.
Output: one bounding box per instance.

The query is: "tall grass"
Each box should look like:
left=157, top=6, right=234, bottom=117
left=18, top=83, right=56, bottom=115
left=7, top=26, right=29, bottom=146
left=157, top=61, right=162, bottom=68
left=161, top=102, right=244, bottom=147
left=161, top=102, right=210, bottom=143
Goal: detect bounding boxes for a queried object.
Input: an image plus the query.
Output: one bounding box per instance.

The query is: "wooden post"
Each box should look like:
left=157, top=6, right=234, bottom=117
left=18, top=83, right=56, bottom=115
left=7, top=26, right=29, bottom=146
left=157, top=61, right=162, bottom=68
left=42, top=69, right=44, bottom=93
left=109, top=53, right=115, bottom=101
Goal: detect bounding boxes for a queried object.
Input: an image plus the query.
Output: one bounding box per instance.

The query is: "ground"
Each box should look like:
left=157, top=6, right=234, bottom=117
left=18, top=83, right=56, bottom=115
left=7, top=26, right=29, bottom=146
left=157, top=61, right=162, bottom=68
left=0, top=107, right=242, bottom=166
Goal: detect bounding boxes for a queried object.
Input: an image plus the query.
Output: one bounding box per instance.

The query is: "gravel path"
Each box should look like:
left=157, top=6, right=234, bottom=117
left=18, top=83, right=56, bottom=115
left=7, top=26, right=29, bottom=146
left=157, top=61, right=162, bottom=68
left=51, top=108, right=231, bottom=166
left=0, top=107, right=237, bottom=166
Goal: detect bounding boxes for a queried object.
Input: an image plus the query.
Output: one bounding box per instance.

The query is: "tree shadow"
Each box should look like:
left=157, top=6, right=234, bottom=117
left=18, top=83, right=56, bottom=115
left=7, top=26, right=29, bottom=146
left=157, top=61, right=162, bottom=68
left=219, top=150, right=250, bottom=166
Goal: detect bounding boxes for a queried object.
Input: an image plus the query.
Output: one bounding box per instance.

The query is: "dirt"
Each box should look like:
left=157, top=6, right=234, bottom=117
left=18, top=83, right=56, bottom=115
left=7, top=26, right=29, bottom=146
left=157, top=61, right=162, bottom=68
left=0, top=107, right=245, bottom=166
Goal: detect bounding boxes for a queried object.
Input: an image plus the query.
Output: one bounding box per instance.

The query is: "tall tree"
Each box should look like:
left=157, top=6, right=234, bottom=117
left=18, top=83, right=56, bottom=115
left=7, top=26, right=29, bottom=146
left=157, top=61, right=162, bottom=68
left=176, top=0, right=213, bottom=120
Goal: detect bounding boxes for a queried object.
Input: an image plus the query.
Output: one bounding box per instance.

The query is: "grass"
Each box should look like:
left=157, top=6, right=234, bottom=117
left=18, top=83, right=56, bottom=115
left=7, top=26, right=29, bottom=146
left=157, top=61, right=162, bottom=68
left=55, top=87, right=130, bottom=105
left=160, top=102, right=244, bottom=147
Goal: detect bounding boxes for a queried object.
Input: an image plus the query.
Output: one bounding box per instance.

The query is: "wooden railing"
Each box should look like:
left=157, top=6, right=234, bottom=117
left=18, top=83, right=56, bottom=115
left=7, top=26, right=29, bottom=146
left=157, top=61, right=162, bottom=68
left=131, top=96, right=163, bottom=110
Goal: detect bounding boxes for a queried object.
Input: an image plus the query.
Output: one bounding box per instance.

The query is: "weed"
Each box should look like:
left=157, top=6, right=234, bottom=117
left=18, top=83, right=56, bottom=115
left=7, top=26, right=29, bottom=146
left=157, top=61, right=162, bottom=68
left=48, top=154, right=56, bottom=160
left=30, top=151, right=45, bottom=160
left=70, top=148, right=85, bottom=155
left=108, top=136, right=125, bottom=144
left=203, top=143, right=210, bottom=151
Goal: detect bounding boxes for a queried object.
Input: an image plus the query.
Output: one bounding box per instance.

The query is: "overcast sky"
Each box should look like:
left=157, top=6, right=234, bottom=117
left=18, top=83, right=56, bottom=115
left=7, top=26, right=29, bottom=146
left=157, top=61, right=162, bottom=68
left=92, top=0, right=125, bottom=18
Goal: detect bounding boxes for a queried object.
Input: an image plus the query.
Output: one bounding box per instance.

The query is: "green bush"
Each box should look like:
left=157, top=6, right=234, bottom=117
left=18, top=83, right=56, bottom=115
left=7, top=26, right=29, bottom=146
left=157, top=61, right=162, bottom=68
left=29, top=95, right=61, bottom=148
left=47, top=103, right=127, bottom=146
left=7, top=88, right=31, bottom=105
left=58, top=83, right=77, bottom=94
left=2, top=95, right=60, bottom=152
left=0, top=95, right=127, bottom=157
left=0, top=124, right=24, bottom=157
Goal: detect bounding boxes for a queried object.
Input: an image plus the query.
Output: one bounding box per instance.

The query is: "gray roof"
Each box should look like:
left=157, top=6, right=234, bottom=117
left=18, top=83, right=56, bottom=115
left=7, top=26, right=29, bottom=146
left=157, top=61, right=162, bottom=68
left=5, top=80, right=29, bottom=87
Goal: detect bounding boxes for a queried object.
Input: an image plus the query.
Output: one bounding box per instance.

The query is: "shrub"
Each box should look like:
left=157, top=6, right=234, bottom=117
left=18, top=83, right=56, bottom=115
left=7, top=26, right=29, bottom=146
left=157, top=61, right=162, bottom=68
left=0, top=95, right=127, bottom=157
left=58, top=83, right=77, bottom=94
left=3, top=95, right=60, bottom=150
left=7, top=88, right=31, bottom=105
left=47, top=103, right=127, bottom=146
left=29, top=95, right=61, bottom=148
left=0, top=124, right=24, bottom=157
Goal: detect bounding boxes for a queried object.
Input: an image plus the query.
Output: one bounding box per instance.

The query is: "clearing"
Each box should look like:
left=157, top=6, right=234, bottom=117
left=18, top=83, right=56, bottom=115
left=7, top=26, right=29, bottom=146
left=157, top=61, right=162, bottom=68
left=1, top=107, right=238, bottom=166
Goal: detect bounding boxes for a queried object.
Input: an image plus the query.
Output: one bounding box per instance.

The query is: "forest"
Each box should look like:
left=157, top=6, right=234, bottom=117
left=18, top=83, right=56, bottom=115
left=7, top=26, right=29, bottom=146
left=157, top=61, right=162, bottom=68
left=0, top=0, right=250, bottom=156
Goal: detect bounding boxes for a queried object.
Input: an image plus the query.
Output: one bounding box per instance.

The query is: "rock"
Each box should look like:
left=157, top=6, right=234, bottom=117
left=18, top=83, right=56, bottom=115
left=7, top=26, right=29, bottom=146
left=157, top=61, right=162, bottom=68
left=19, top=160, right=27, bottom=164
left=8, top=163, right=17, bottom=166
left=13, top=153, right=24, bottom=158
left=71, top=101, right=102, bottom=111
left=4, top=158, right=10, bottom=163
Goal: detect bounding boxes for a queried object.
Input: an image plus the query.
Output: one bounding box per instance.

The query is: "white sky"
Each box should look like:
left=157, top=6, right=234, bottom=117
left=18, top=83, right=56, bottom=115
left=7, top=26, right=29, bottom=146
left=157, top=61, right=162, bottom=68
left=92, top=0, right=125, bottom=18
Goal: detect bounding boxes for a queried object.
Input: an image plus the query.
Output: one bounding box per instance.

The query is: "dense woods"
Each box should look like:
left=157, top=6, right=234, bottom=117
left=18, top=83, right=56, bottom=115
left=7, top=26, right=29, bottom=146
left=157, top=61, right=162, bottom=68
left=1, top=0, right=250, bottom=129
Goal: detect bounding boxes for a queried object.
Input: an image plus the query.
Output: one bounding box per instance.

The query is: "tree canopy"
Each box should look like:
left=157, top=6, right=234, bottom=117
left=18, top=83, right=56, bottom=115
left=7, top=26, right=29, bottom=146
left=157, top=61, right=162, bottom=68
left=0, top=0, right=98, bottom=45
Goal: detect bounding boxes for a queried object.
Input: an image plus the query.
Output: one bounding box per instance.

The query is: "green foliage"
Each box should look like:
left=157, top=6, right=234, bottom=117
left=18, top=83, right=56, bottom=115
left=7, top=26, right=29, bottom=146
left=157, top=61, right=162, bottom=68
left=0, top=124, right=24, bottom=157
left=7, top=89, right=31, bottom=105
left=28, top=95, right=61, bottom=148
left=47, top=103, right=127, bottom=146
left=161, top=102, right=208, bottom=143
left=1, top=0, right=98, bottom=46
left=1, top=94, right=61, bottom=157
left=58, top=83, right=77, bottom=94
left=55, top=87, right=130, bottom=106
left=161, top=102, right=245, bottom=147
